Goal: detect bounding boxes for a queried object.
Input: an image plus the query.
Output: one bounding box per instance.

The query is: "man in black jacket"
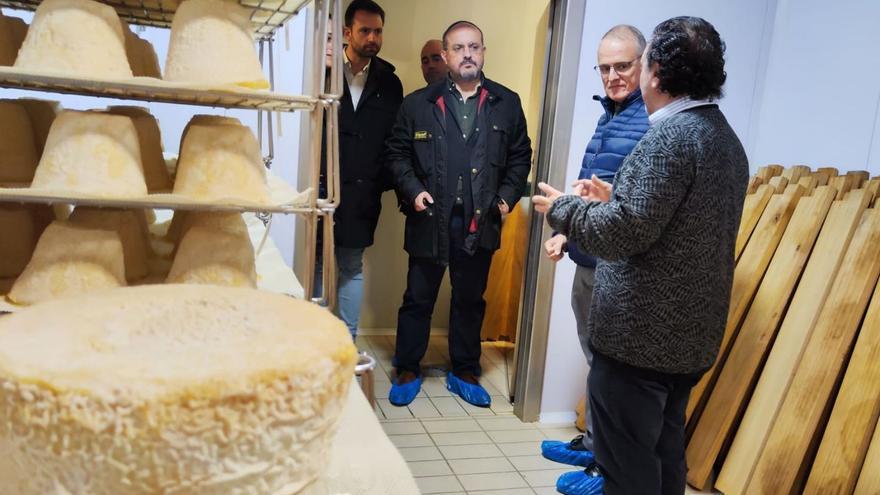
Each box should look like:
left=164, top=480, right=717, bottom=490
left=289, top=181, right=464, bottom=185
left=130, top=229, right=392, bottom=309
left=385, top=20, right=531, bottom=407
left=332, top=0, right=403, bottom=340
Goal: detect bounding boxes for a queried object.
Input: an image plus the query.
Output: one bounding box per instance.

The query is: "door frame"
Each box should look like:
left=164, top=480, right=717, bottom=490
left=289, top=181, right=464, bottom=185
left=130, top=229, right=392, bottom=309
left=513, top=0, right=587, bottom=422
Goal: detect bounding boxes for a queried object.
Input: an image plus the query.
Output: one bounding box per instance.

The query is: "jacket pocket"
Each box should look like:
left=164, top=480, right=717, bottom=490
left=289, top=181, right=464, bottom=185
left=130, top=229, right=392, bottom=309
left=489, top=125, right=509, bottom=165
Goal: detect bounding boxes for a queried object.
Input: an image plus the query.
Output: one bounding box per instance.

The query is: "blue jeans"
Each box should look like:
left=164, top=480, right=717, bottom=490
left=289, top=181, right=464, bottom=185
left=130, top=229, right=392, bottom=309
left=335, top=246, right=365, bottom=340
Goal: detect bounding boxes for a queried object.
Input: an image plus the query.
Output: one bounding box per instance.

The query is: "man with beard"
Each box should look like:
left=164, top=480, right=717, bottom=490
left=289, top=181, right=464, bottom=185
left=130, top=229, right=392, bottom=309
left=331, top=0, right=403, bottom=340
left=385, top=20, right=531, bottom=407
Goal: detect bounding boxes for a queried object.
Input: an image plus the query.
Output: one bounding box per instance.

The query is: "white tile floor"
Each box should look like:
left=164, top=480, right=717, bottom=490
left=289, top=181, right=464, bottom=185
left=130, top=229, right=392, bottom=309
left=360, top=335, right=715, bottom=495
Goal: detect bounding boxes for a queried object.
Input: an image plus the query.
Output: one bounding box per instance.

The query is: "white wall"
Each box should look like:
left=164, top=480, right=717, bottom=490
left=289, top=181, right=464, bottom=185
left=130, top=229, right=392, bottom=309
left=1, top=8, right=308, bottom=265
left=539, top=0, right=776, bottom=422
left=748, top=0, right=880, bottom=176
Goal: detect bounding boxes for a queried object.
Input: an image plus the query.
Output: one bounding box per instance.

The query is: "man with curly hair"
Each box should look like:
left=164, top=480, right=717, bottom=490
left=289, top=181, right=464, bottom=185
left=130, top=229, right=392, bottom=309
left=533, top=16, right=748, bottom=495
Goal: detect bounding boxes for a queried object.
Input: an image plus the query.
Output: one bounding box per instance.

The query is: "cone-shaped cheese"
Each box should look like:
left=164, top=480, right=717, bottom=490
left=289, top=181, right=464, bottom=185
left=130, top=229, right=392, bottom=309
left=0, top=205, right=52, bottom=278
left=123, top=24, right=162, bottom=78
left=0, top=101, right=38, bottom=184
left=68, top=207, right=152, bottom=282
left=173, top=121, right=270, bottom=203
left=164, top=0, right=267, bottom=88
left=31, top=110, right=147, bottom=196
left=0, top=284, right=356, bottom=494
left=106, top=106, right=172, bottom=192
left=16, top=98, right=60, bottom=155
left=0, top=14, right=27, bottom=66
left=7, top=221, right=126, bottom=305
left=167, top=212, right=256, bottom=287
left=14, top=0, right=132, bottom=79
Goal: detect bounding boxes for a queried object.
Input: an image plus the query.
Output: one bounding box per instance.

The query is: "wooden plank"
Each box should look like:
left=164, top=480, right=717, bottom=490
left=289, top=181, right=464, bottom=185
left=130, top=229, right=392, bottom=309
left=757, top=164, right=785, bottom=181
left=866, top=178, right=880, bottom=200
left=767, top=175, right=789, bottom=193
left=847, top=170, right=870, bottom=188
left=816, top=167, right=839, bottom=178
left=830, top=175, right=856, bottom=199
left=797, top=176, right=818, bottom=194
left=685, top=185, right=805, bottom=425
left=745, top=207, right=880, bottom=495
left=715, top=188, right=872, bottom=495
left=812, top=172, right=830, bottom=186
left=782, top=165, right=812, bottom=183
left=685, top=186, right=836, bottom=490
left=855, top=418, right=880, bottom=495
left=747, top=176, right=763, bottom=194
left=735, top=184, right=775, bottom=261
left=804, top=274, right=880, bottom=494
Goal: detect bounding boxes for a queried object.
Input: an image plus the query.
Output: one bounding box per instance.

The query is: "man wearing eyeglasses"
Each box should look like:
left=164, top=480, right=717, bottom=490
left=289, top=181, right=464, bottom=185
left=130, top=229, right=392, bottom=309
left=385, top=20, right=532, bottom=408
left=540, top=24, right=649, bottom=495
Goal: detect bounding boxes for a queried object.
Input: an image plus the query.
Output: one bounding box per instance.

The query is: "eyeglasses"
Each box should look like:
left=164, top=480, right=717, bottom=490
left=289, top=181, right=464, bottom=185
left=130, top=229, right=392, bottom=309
left=594, top=57, right=639, bottom=77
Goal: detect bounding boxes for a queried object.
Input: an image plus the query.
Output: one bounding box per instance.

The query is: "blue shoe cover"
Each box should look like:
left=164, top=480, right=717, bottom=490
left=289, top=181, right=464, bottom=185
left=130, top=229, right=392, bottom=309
left=556, top=468, right=604, bottom=495
left=389, top=375, right=422, bottom=406
left=541, top=435, right=595, bottom=467
left=446, top=372, right=491, bottom=407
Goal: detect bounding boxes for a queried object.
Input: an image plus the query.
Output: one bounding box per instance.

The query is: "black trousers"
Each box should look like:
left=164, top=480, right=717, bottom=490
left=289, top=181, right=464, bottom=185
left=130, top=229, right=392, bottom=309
left=589, top=349, right=702, bottom=495
left=395, top=212, right=493, bottom=376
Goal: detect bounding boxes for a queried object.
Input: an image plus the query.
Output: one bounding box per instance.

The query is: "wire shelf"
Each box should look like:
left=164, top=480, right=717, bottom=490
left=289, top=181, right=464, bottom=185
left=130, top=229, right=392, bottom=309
left=0, top=69, right=317, bottom=112
left=0, top=0, right=312, bottom=38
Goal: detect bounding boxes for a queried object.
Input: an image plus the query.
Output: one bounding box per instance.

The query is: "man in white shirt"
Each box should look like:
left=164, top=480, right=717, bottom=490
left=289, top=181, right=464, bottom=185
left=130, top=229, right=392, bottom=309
left=332, top=0, right=403, bottom=340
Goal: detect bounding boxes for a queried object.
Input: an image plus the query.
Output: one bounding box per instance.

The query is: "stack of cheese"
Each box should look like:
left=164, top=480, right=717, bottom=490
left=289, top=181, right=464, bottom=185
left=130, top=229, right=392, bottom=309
left=0, top=284, right=357, bottom=494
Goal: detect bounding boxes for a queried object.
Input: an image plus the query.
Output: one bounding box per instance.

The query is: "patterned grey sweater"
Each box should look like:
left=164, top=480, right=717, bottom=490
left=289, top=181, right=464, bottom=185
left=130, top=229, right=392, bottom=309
left=549, top=106, right=748, bottom=374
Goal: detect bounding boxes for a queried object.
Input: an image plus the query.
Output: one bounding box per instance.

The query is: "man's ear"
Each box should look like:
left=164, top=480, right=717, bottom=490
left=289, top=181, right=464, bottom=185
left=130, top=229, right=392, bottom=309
left=441, top=51, right=448, bottom=65
left=343, top=26, right=352, bottom=44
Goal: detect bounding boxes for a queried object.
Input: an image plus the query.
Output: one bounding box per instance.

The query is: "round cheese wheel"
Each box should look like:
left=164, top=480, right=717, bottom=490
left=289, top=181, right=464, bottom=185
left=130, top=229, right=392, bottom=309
left=0, top=284, right=356, bottom=494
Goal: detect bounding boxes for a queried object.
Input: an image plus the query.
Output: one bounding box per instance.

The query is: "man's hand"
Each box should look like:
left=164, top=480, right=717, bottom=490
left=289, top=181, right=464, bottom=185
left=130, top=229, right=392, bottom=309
left=532, top=182, right=564, bottom=214
left=413, top=191, right=434, bottom=212
left=572, top=175, right=612, bottom=202
left=544, top=234, right=566, bottom=262
left=498, top=199, right=509, bottom=215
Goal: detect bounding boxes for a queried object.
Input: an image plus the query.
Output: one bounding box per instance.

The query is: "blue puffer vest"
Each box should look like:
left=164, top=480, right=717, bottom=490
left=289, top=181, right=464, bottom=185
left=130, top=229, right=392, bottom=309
left=568, top=89, right=649, bottom=267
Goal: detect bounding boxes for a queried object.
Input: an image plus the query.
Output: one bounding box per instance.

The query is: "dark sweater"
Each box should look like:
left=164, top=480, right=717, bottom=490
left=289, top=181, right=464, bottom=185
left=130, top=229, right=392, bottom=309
left=548, top=105, right=749, bottom=374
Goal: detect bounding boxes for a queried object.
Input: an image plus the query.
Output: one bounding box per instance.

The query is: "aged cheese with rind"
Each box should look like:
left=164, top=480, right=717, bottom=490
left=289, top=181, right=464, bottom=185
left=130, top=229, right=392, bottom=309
left=0, top=284, right=356, bottom=494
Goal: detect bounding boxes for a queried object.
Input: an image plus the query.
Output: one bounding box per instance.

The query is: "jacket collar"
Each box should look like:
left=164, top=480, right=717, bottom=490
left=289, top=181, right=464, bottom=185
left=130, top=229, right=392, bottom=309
left=425, top=72, right=504, bottom=103
left=592, top=88, right=644, bottom=116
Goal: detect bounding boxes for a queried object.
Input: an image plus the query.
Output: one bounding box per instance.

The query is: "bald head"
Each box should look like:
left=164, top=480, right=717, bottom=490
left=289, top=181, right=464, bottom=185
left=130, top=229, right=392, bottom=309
left=420, top=39, right=447, bottom=84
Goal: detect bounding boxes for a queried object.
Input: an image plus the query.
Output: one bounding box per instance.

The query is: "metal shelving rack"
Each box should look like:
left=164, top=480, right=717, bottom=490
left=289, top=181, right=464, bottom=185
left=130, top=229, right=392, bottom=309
left=0, top=0, right=343, bottom=307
